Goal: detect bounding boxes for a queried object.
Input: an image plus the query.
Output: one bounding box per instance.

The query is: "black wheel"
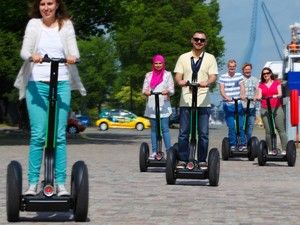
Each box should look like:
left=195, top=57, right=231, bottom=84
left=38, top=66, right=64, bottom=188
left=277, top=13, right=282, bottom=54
left=67, top=125, right=79, bottom=135
left=257, top=140, right=267, bottom=166
left=6, top=161, right=22, bottom=222
left=71, top=161, right=89, bottom=222
left=208, top=148, right=220, bottom=186
left=248, top=136, right=259, bottom=161
left=286, top=140, right=296, bottom=167
left=166, top=147, right=177, bottom=185
left=139, top=142, right=149, bottom=172
left=221, top=137, right=230, bottom=160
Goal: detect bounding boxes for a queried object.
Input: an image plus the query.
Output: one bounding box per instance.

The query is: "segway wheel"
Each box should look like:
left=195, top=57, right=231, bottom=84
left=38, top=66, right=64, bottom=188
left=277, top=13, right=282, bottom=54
left=257, top=140, right=267, bottom=166
left=139, top=142, right=149, bottom=172
left=166, top=147, right=177, bottom=185
left=6, top=161, right=22, bottom=222
left=286, top=140, right=296, bottom=167
left=248, top=136, right=259, bottom=161
left=71, top=161, right=89, bottom=222
left=221, top=137, right=230, bottom=160
left=208, top=148, right=220, bottom=186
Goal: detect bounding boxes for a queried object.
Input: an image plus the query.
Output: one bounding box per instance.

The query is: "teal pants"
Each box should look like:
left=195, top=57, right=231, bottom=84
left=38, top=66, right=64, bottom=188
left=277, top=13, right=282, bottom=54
left=26, top=81, right=71, bottom=185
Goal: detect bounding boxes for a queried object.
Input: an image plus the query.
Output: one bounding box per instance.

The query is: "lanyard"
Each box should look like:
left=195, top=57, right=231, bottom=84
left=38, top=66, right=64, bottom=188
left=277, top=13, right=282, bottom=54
left=190, top=52, right=205, bottom=82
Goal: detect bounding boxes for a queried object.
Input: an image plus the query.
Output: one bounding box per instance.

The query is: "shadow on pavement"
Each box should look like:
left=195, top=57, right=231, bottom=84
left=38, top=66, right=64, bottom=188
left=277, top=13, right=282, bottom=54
left=20, top=212, right=90, bottom=222
left=0, top=128, right=149, bottom=146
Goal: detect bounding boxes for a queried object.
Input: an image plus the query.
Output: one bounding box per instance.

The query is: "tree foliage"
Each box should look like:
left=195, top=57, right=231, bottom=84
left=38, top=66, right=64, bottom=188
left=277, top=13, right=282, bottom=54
left=0, top=0, right=225, bottom=123
left=74, top=36, right=118, bottom=113
left=0, top=31, right=22, bottom=101
left=111, top=0, right=224, bottom=114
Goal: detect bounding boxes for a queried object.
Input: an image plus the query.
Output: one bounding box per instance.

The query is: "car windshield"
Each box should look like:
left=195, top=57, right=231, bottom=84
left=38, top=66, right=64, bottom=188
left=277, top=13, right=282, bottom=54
left=100, top=109, right=137, bottom=119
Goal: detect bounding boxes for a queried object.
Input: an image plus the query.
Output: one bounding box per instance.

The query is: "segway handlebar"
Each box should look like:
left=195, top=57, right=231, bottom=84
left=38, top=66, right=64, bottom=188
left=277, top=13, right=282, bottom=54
left=223, top=97, right=242, bottom=103
left=29, top=54, right=80, bottom=64
left=186, top=81, right=200, bottom=88
left=150, top=91, right=163, bottom=95
left=260, top=96, right=282, bottom=100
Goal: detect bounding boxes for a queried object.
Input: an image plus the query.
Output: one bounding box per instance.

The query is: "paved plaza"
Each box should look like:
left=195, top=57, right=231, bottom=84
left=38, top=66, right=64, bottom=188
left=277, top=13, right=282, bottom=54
left=0, top=125, right=299, bottom=225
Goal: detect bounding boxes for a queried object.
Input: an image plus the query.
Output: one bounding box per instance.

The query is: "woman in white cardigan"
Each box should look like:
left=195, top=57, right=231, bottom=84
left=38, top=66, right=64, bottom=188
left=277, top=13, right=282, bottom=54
left=14, top=0, right=86, bottom=196
left=142, top=54, right=174, bottom=159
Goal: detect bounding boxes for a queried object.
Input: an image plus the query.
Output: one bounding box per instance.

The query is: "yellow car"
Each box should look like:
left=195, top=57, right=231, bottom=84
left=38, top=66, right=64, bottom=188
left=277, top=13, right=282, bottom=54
left=95, top=110, right=151, bottom=131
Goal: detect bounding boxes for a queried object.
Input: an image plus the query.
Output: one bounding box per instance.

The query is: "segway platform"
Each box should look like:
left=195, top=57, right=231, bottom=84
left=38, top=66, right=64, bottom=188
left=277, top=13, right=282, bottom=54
left=147, top=158, right=167, bottom=167
left=175, top=167, right=208, bottom=179
left=22, top=194, right=71, bottom=212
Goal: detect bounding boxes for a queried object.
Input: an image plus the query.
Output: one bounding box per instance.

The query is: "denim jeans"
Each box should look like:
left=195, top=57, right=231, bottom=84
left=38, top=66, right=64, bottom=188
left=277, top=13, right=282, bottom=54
left=178, top=107, right=210, bottom=162
left=223, top=103, right=246, bottom=147
left=243, top=107, right=256, bottom=142
left=26, top=81, right=70, bottom=185
left=150, top=117, right=172, bottom=153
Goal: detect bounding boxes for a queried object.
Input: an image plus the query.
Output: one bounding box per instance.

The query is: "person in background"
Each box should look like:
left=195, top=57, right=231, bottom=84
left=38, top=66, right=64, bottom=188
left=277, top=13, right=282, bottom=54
left=288, top=40, right=298, bottom=54
left=254, top=67, right=288, bottom=155
left=219, top=59, right=247, bottom=152
left=174, top=30, right=218, bottom=169
left=14, top=0, right=86, bottom=196
left=142, top=54, right=174, bottom=159
left=242, top=63, right=259, bottom=142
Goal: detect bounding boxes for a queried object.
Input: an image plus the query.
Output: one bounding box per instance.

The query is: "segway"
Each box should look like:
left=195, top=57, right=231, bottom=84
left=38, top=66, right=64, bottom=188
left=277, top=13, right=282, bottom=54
left=222, top=98, right=259, bottom=161
left=257, top=97, right=296, bottom=166
left=139, top=91, right=166, bottom=172
left=165, top=81, right=220, bottom=186
left=6, top=55, right=89, bottom=222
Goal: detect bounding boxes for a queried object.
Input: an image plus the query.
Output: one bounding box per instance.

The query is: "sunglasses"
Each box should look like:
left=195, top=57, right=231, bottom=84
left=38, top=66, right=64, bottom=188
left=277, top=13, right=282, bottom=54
left=193, top=37, right=206, bottom=43
left=262, top=72, right=271, bottom=75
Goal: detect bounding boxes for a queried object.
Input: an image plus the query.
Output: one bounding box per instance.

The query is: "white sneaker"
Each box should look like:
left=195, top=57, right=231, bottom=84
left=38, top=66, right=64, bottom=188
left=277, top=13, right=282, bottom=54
left=148, top=152, right=156, bottom=160
left=176, top=161, right=186, bottom=169
left=56, top=184, right=70, bottom=196
left=230, top=146, right=236, bottom=152
left=281, top=150, right=286, bottom=155
left=24, top=184, right=38, bottom=196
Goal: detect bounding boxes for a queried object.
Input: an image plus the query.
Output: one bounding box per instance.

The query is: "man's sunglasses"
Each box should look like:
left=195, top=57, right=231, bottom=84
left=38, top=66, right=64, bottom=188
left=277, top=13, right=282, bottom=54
left=193, top=37, right=206, bottom=43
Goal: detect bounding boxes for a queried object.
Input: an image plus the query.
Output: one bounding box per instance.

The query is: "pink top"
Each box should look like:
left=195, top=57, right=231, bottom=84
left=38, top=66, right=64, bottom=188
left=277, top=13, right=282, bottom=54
left=258, top=80, right=282, bottom=108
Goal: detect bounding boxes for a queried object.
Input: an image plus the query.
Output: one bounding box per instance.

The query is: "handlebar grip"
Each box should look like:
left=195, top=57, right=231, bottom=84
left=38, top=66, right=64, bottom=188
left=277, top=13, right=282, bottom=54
left=29, top=54, right=79, bottom=64
left=150, top=91, right=163, bottom=95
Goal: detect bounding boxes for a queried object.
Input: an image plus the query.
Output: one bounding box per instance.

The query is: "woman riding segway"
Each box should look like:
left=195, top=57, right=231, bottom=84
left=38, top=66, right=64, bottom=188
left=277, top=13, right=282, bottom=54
left=139, top=54, right=174, bottom=172
left=7, top=0, right=88, bottom=221
left=254, top=67, right=296, bottom=166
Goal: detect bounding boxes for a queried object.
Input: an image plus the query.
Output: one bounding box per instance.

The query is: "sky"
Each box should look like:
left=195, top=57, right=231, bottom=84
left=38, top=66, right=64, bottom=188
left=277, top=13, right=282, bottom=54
left=210, top=0, right=300, bottom=106
left=218, top=0, right=300, bottom=76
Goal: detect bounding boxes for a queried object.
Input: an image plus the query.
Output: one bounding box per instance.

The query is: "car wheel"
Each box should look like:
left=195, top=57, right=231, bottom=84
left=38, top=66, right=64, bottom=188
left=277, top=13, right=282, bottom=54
left=99, top=122, right=108, bottom=131
left=136, top=123, right=144, bottom=131
left=68, top=125, right=78, bottom=135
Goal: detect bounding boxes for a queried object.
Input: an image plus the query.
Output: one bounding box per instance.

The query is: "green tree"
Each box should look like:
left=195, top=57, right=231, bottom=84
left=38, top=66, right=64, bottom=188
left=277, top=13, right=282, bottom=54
left=0, top=0, right=29, bottom=34
left=74, top=36, right=118, bottom=115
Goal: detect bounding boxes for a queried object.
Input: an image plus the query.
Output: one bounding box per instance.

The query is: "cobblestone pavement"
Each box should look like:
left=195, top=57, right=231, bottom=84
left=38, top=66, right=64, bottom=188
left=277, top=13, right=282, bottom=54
left=0, top=125, right=299, bottom=225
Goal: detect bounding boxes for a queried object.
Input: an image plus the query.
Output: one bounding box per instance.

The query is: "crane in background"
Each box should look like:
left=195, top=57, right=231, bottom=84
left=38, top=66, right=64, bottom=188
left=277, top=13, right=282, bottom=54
left=242, top=0, right=285, bottom=66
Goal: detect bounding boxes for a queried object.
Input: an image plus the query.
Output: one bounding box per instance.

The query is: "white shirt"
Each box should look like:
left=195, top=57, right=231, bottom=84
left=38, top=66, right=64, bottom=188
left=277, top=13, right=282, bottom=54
left=31, top=26, right=69, bottom=81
